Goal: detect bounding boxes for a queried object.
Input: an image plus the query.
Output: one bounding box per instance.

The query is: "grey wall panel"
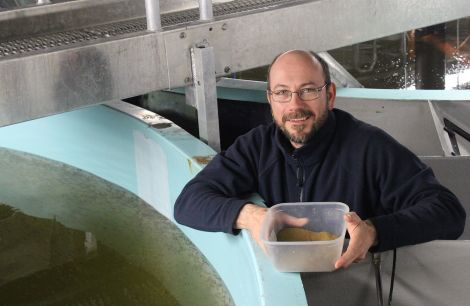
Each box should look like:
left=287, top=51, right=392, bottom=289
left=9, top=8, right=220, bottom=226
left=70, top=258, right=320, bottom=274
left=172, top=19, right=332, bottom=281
left=302, top=240, right=470, bottom=306
left=335, top=97, right=444, bottom=156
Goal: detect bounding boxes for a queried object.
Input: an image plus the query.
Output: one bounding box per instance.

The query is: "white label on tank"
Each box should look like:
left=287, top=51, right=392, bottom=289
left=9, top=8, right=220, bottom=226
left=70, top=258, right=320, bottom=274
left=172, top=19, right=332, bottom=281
left=133, top=130, right=171, bottom=219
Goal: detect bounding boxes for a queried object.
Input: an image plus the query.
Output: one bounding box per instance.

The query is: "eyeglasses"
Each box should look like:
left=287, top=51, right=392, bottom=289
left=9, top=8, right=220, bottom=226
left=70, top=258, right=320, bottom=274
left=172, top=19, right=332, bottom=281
left=267, top=83, right=329, bottom=103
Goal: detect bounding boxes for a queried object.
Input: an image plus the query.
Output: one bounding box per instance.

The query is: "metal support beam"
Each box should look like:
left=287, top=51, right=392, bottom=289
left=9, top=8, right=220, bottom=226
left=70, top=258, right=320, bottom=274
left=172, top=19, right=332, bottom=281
left=145, top=0, right=162, bottom=31
left=318, top=52, right=363, bottom=88
left=186, top=42, right=220, bottom=151
left=428, top=101, right=454, bottom=156
left=199, top=0, right=213, bottom=21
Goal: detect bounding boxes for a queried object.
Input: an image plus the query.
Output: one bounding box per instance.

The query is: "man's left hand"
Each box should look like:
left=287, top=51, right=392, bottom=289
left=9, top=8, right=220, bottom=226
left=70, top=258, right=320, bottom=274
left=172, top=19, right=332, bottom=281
left=335, top=212, right=377, bottom=269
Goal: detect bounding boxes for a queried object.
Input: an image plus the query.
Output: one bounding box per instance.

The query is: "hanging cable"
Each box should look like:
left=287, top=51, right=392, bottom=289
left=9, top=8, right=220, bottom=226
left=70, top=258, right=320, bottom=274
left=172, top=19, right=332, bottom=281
left=373, top=253, right=384, bottom=306
left=373, top=249, right=397, bottom=306
left=388, top=249, right=397, bottom=306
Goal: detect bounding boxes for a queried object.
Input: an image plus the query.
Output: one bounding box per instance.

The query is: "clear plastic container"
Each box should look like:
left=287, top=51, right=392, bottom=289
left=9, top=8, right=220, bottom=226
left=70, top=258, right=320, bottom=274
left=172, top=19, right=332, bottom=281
left=260, top=202, right=349, bottom=272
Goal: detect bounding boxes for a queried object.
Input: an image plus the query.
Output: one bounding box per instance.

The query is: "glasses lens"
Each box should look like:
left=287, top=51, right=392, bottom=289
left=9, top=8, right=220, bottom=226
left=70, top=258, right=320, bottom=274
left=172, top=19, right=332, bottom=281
left=299, top=90, right=318, bottom=101
left=272, top=91, right=291, bottom=103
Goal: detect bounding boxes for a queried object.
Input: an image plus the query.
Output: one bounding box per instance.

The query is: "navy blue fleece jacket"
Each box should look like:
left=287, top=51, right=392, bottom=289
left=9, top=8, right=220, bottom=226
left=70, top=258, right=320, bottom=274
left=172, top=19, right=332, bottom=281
left=174, top=109, right=466, bottom=252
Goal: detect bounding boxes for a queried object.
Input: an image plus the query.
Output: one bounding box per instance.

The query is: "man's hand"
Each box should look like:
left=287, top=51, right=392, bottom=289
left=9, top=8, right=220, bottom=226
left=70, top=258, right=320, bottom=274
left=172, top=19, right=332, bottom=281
left=335, top=212, right=377, bottom=269
left=235, top=203, right=268, bottom=250
left=235, top=203, right=309, bottom=251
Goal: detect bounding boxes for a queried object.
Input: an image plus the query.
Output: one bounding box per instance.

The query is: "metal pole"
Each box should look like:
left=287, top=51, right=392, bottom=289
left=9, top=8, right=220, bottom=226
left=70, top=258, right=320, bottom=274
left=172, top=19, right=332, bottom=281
left=145, top=0, right=162, bottom=31
left=456, top=19, right=460, bottom=88
left=37, top=0, right=51, bottom=4
left=199, top=0, right=214, bottom=21
left=186, top=42, right=221, bottom=152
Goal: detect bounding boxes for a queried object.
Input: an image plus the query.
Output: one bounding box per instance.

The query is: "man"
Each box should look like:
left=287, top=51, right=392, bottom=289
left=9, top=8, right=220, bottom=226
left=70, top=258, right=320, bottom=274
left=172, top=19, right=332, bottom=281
left=174, top=50, right=466, bottom=269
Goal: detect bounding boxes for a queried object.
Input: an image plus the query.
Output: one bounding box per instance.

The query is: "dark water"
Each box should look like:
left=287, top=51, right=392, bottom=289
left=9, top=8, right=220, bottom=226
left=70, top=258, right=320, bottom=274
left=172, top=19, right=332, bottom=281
left=0, top=148, right=233, bottom=306
left=0, top=203, right=180, bottom=305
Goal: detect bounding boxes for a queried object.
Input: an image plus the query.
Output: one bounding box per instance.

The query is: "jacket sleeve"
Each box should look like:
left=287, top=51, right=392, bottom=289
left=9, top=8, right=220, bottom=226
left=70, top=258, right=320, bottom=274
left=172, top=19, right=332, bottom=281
left=366, top=131, right=466, bottom=252
left=174, top=132, right=260, bottom=234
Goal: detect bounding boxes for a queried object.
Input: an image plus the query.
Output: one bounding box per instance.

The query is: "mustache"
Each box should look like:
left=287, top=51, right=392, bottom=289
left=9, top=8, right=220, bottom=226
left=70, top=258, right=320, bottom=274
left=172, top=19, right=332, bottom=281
left=282, top=109, right=314, bottom=123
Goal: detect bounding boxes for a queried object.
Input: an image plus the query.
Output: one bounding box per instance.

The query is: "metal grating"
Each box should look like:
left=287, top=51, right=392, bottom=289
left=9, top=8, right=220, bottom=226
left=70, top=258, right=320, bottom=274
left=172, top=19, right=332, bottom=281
left=0, top=20, right=147, bottom=58
left=0, top=0, right=290, bottom=59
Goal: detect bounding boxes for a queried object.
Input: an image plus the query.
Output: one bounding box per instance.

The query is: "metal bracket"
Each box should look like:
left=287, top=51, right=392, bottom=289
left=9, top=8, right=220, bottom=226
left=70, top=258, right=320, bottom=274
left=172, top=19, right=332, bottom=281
left=443, top=118, right=470, bottom=156
left=186, top=41, right=221, bottom=152
left=428, top=101, right=457, bottom=157
left=353, top=40, right=378, bottom=73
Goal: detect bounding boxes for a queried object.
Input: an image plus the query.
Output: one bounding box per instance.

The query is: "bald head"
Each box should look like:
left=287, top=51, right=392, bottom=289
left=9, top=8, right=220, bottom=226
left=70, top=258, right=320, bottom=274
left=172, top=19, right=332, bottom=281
left=267, top=50, right=331, bottom=91
left=266, top=50, right=335, bottom=148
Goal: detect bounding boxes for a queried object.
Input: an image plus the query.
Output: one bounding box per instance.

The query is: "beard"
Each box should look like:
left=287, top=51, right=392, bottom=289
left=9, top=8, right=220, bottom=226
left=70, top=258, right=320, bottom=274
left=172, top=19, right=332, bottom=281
left=274, top=105, right=329, bottom=146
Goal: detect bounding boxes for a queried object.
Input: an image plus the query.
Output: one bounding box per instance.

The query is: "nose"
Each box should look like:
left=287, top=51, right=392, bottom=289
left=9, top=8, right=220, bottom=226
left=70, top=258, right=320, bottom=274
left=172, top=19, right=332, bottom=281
left=289, top=91, right=304, bottom=107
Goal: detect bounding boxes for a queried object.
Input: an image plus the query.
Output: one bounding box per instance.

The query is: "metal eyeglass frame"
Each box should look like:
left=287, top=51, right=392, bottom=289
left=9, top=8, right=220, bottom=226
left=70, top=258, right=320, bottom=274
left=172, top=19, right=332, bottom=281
left=267, top=82, right=329, bottom=103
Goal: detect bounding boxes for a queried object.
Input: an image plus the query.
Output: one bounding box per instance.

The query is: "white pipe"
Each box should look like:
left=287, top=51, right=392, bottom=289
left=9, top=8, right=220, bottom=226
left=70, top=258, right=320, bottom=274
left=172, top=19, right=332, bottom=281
left=37, top=0, right=51, bottom=4
left=145, top=0, right=161, bottom=31
left=199, top=0, right=213, bottom=21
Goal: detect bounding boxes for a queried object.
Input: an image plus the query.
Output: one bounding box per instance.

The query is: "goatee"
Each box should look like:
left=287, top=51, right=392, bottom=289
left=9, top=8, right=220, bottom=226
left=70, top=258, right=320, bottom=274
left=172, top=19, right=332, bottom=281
left=276, top=108, right=328, bottom=145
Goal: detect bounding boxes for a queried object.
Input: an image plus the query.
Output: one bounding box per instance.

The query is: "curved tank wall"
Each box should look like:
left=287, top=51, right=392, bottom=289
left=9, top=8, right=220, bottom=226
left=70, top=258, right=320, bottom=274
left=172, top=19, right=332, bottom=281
left=0, top=101, right=307, bottom=306
left=0, top=148, right=232, bottom=305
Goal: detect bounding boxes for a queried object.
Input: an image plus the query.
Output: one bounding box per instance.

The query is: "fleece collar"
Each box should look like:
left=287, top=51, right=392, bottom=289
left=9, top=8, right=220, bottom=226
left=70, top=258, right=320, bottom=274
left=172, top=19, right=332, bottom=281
left=275, top=109, right=337, bottom=166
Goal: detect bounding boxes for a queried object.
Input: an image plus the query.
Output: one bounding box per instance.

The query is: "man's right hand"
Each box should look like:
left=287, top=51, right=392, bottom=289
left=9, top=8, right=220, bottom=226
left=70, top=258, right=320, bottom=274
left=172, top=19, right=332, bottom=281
left=235, top=203, right=309, bottom=252
left=235, top=203, right=268, bottom=250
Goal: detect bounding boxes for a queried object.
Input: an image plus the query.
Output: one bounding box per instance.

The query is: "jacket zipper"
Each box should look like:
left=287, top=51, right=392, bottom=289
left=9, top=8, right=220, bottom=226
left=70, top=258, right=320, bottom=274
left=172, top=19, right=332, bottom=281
left=296, top=162, right=305, bottom=202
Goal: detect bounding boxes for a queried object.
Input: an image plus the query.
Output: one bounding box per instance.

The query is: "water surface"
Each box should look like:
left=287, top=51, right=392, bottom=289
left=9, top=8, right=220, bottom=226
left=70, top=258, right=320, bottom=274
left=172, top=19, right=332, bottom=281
left=0, top=148, right=233, bottom=306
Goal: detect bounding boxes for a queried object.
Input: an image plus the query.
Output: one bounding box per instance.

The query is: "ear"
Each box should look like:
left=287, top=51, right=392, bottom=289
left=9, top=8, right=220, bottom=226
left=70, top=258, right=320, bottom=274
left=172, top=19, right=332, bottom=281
left=327, top=82, right=336, bottom=110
